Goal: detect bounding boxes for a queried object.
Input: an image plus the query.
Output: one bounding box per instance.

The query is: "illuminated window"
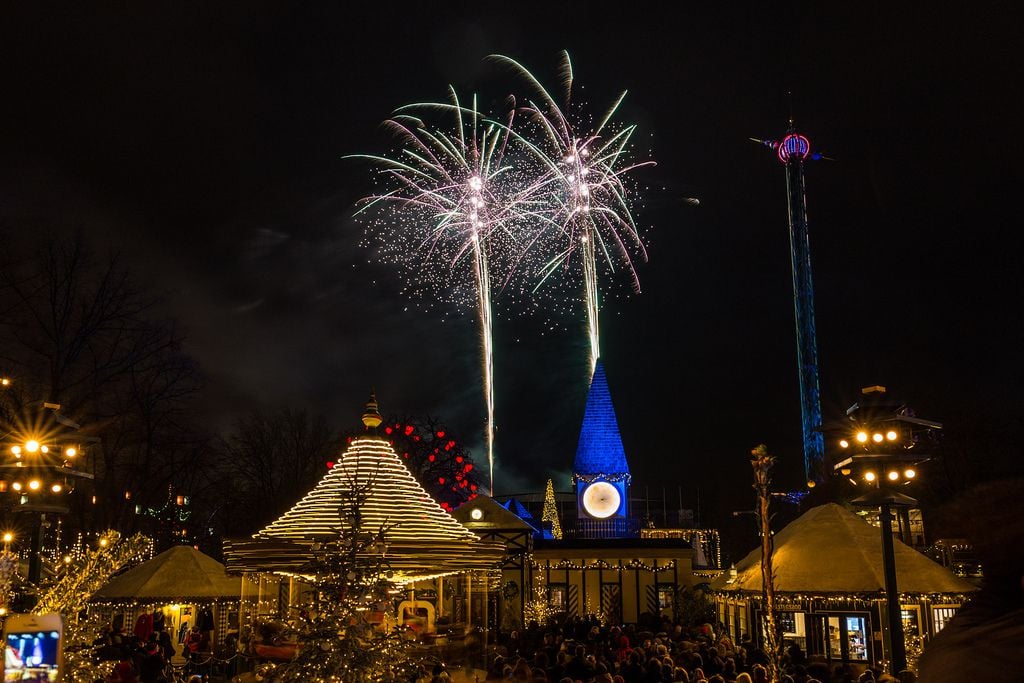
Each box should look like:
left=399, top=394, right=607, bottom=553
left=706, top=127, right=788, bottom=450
left=933, top=606, right=959, bottom=633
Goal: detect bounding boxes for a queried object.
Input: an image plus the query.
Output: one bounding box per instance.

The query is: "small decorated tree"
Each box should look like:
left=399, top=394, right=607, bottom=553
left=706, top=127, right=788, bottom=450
left=32, top=531, right=152, bottom=683
left=542, top=479, right=563, bottom=540
left=257, top=477, right=416, bottom=682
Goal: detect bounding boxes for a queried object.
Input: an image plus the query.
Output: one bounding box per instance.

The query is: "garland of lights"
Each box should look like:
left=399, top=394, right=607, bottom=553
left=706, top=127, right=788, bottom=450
left=640, top=528, right=723, bottom=569
left=711, top=590, right=974, bottom=604
left=530, top=557, right=678, bottom=573
left=571, top=472, right=631, bottom=485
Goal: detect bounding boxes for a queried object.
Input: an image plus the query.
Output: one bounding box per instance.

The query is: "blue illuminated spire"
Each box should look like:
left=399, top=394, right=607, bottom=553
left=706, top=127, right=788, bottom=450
left=573, top=362, right=630, bottom=477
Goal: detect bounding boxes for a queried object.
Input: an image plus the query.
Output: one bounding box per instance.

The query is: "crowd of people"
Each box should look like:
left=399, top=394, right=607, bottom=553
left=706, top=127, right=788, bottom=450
left=93, top=614, right=211, bottom=683
left=474, top=616, right=915, bottom=683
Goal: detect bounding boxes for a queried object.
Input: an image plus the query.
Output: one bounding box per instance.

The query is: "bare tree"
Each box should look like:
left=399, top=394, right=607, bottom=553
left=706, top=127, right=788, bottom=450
left=376, top=415, right=482, bottom=510
left=213, top=408, right=343, bottom=536
left=0, top=233, right=205, bottom=534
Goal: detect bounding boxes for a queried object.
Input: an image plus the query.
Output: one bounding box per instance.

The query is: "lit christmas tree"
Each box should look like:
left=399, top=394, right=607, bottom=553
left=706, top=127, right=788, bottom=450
left=32, top=531, right=152, bottom=683
left=256, top=482, right=416, bottom=683
left=542, top=478, right=563, bottom=540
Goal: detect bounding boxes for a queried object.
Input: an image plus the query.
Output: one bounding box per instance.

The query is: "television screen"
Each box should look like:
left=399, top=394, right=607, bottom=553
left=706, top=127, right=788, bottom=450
left=4, top=631, right=61, bottom=682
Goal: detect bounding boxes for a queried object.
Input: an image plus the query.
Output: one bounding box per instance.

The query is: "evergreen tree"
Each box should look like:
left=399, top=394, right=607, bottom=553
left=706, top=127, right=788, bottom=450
left=542, top=479, right=563, bottom=540
left=258, top=480, right=416, bottom=682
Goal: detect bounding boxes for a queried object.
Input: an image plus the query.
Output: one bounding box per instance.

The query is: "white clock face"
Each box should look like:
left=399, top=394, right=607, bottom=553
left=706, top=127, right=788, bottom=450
left=582, top=481, right=621, bottom=519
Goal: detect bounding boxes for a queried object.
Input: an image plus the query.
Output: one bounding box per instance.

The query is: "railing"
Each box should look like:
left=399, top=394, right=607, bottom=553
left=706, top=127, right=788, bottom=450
left=562, top=518, right=640, bottom=539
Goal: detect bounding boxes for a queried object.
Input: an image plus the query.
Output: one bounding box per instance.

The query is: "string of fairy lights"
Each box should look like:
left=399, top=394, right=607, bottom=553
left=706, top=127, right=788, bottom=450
left=530, top=557, right=679, bottom=574
left=257, top=436, right=478, bottom=544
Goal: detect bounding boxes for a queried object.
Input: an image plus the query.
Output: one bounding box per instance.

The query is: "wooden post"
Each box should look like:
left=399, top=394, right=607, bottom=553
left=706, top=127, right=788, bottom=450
left=751, top=444, right=781, bottom=682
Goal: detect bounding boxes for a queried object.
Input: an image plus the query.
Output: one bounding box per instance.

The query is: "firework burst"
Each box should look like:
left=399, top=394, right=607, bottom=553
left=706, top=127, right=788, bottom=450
left=352, top=53, right=654, bottom=493
left=350, top=88, right=545, bottom=495
left=488, top=51, right=655, bottom=371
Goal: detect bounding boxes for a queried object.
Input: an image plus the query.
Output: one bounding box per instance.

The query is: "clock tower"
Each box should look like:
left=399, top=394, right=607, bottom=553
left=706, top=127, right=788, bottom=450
left=573, top=362, right=630, bottom=521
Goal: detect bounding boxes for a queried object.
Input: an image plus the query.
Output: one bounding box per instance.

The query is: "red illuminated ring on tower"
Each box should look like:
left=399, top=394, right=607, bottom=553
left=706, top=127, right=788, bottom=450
left=777, top=133, right=811, bottom=163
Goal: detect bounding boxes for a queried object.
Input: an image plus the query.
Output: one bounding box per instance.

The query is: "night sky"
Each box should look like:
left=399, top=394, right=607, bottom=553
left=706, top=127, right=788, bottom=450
left=3, top=4, right=1022, bottom=559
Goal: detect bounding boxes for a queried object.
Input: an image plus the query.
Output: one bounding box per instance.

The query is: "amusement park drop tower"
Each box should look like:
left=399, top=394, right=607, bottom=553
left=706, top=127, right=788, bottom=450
left=754, top=121, right=827, bottom=484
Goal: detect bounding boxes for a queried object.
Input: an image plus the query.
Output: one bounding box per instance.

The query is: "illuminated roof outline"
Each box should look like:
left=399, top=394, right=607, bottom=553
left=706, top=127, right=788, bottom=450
left=256, top=434, right=479, bottom=544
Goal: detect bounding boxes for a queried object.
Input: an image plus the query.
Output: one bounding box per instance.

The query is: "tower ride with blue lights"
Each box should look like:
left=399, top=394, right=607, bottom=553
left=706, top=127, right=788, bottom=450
left=753, top=120, right=827, bottom=484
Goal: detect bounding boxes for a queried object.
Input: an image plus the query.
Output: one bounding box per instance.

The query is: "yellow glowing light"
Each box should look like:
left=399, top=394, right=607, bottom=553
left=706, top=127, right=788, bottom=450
left=872, top=433, right=884, bottom=443
left=40, top=445, right=48, bottom=453
left=904, top=468, right=916, bottom=479
left=51, top=483, right=63, bottom=493
left=840, top=467, right=852, bottom=476
left=470, top=508, right=483, bottom=520
left=1, top=378, right=9, bottom=386
left=886, top=430, right=898, bottom=441
left=65, top=447, right=77, bottom=457
left=10, top=446, right=21, bottom=456
left=11, top=483, right=22, bottom=491
left=28, top=480, right=40, bottom=490
left=99, top=538, right=109, bottom=547
left=2, top=533, right=12, bottom=543
left=25, top=440, right=39, bottom=453
left=887, top=471, right=900, bottom=481
left=839, top=439, right=849, bottom=448
left=864, top=471, right=877, bottom=482
left=806, top=480, right=816, bottom=489
left=63, top=556, right=71, bottom=564
left=856, top=432, right=868, bottom=443
left=0, top=607, right=6, bottom=616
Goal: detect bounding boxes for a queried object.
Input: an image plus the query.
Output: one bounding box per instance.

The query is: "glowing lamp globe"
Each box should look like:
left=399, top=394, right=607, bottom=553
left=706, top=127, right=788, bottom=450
left=777, top=133, right=811, bottom=163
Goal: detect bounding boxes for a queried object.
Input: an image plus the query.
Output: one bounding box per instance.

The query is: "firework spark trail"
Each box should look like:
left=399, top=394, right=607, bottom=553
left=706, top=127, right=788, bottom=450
left=349, top=91, right=542, bottom=495
left=488, top=51, right=655, bottom=373
left=351, top=55, right=654, bottom=492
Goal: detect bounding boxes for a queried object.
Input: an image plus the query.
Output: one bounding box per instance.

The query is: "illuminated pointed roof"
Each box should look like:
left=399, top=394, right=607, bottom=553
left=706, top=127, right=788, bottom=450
left=224, top=394, right=504, bottom=579
left=256, top=404, right=478, bottom=543
left=573, top=362, right=630, bottom=479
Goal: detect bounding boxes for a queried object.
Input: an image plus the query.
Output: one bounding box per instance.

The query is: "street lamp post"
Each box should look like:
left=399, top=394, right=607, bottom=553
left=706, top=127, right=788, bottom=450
left=850, top=487, right=918, bottom=675
left=829, top=386, right=941, bottom=676
left=1, top=431, right=95, bottom=583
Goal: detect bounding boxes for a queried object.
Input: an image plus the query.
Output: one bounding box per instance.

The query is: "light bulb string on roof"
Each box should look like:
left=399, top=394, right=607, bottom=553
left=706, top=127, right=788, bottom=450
left=258, top=437, right=478, bottom=544
left=529, top=556, right=676, bottom=573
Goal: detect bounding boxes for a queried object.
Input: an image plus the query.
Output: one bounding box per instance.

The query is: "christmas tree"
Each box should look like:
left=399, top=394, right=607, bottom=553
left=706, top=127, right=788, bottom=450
left=257, top=480, right=416, bottom=683
left=542, top=478, right=563, bottom=540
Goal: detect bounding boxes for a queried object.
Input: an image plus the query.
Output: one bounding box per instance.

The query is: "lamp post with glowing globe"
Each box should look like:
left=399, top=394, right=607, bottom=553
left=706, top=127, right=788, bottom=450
left=0, top=393, right=95, bottom=584
left=829, top=386, right=941, bottom=676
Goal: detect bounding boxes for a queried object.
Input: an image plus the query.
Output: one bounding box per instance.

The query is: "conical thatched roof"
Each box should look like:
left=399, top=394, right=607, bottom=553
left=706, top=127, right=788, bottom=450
left=712, top=503, right=977, bottom=596
left=93, top=545, right=240, bottom=603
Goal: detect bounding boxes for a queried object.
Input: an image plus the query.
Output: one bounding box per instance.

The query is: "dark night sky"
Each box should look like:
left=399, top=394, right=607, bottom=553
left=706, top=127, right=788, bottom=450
left=3, top=3, right=1022, bottom=558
